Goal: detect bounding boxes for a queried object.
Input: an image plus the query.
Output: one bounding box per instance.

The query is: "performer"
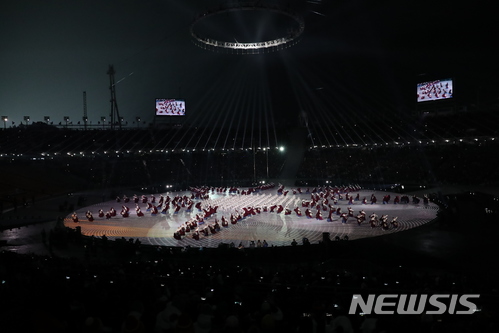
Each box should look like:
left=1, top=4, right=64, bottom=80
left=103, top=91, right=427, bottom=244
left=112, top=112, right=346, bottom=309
left=391, top=217, right=399, bottom=228
left=242, top=207, right=251, bottom=218
left=294, top=207, right=302, bottom=216
left=98, top=209, right=104, bottom=218
left=86, top=211, right=94, bottom=222
left=121, top=207, right=129, bottom=218
left=72, top=212, right=78, bottom=223
left=348, top=207, right=354, bottom=217
left=383, top=195, right=391, bottom=204
left=316, top=210, right=323, bottom=220
left=192, top=230, right=200, bottom=240
left=136, top=205, right=144, bottom=217
left=340, top=213, right=348, bottom=224
left=327, top=205, right=334, bottom=222
left=369, top=213, right=379, bottom=227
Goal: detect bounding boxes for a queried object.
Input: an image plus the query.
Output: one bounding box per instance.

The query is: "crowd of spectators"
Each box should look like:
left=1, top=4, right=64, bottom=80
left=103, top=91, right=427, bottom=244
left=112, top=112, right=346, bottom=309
left=1, top=231, right=498, bottom=333
left=297, top=140, right=499, bottom=187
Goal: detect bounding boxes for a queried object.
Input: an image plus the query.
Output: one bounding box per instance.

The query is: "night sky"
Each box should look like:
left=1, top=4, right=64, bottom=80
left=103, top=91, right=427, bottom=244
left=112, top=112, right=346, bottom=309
left=1, top=0, right=495, bottom=129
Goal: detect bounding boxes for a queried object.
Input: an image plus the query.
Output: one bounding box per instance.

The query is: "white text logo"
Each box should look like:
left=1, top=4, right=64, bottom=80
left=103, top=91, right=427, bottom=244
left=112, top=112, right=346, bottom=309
left=348, top=294, right=479, bottom=315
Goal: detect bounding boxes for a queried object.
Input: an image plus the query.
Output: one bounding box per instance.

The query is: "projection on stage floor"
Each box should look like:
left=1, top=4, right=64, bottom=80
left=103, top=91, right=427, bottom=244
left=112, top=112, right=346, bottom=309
left=417, top=79, right=453, bottom=102
left=155, top=99, right=186, bottom=116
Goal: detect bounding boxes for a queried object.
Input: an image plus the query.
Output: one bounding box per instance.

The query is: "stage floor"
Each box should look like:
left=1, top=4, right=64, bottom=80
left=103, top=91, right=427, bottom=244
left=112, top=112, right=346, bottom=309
left=63, top=189, right=439, bottom=248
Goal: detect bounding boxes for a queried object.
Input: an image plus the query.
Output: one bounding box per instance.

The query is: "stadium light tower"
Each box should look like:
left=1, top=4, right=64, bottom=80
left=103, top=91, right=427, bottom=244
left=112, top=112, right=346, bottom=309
left=2, top=116, right=7, bottom=129
left=83, top=91, right=88, bottom=130
left=23, top=116, right=30, bottom=125
left=107, top=65, right=122, bottom=130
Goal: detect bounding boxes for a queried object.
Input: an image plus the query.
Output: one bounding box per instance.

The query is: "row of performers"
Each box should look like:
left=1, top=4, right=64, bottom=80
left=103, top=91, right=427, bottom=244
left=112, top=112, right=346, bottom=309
left=227, top=205, right=400, bottom=229
left=277, top=184, right=361, bottom=195
left=360, top=212, right=399, bottom=229
left=300, top=206, right=399, bottom=229
left=174, top=217, right=227, bottom=241
left=72, top=207, right=130, bottom=222
left=302, top=192, right=360, bottom=206
left=303, top=193, right=414, bottom=206
left=174, top=205, right=278, bottom=241
left=171, top=207, right=399, bottom=243
left=116, top=193, right=202, bottom=206
left=190, top=183, right=276, bottom=196
left=71, top=203, right=219, bottom=223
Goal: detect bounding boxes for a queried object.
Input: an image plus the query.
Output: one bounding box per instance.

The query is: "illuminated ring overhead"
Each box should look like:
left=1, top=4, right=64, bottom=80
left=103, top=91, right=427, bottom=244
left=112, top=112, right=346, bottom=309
left=190, top=2, right=305, bottom=54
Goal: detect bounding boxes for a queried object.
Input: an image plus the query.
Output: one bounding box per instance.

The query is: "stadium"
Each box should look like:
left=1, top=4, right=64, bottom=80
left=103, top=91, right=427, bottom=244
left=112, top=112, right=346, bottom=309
left=1, top=1, right=498, bottom=332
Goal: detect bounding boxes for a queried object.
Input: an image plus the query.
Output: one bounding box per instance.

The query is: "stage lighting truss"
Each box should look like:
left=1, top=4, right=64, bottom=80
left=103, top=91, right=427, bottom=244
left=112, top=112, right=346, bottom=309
left=190, top=2, right=305, bottom=54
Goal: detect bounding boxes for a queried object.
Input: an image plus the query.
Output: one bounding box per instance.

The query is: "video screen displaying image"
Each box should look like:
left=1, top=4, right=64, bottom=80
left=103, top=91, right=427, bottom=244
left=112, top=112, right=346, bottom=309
left=417, top=79, right=453, bottom=102
left=155, top=99, right=186, bottom=116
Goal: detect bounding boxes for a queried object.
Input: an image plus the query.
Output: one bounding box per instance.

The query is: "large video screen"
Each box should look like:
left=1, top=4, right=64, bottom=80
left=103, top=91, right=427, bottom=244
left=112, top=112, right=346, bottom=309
left=417, top=79, right=453, bottom=102
left=155, top=99, right=186, bottom=116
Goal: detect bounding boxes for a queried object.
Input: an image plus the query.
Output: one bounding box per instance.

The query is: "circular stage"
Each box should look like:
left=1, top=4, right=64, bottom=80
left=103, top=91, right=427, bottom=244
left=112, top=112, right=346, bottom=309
left=64, top=188, right=439, bottom=248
